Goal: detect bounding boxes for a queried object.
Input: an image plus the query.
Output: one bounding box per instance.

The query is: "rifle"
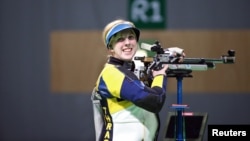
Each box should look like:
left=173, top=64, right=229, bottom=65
left=133, top=41, right=236, bottom=83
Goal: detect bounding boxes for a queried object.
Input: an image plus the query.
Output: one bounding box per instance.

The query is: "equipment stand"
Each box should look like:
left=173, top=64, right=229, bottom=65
left=169, top=71, right=192, bottom=141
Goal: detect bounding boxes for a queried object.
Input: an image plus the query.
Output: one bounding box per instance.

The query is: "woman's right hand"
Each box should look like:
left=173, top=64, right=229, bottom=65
left=152, top=64, right=168, bottom=77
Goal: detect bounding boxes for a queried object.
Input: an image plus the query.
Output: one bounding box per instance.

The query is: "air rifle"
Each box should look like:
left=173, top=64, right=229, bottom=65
left=133, top=41, right=236, bottom=79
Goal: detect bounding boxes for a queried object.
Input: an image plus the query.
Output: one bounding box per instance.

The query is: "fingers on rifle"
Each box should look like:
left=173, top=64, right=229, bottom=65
left=162, top=64, right=168, bottom=70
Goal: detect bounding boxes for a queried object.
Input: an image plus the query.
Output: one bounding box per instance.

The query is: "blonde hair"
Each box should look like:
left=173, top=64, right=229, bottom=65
left=102, top=19, right=136, bottom=47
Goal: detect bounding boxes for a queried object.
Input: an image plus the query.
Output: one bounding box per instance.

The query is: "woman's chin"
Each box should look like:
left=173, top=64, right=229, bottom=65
left=122, top=56, right=133, bottom=61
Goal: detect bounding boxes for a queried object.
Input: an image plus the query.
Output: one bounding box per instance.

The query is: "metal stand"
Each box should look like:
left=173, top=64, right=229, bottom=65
left=169, top=70, right=192, bottom=141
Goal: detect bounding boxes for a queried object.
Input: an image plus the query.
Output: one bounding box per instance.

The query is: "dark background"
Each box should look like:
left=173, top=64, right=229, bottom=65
left=1, top=0, right=250, bottom=141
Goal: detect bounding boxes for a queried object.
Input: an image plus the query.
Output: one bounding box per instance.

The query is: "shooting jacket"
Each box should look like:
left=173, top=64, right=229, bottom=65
left=92, top=57, right=167, bottom=141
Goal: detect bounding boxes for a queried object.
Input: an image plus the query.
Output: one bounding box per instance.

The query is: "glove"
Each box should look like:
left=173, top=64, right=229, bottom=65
left=165, top=47, right=184, bottom=56
left=165, top=47, right=185, bottom=63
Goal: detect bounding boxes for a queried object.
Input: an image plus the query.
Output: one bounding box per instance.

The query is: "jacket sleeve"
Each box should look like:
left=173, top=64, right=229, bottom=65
left=121, top=74, right=167, bottom=113
left=98, top=66, right=167, bottom=113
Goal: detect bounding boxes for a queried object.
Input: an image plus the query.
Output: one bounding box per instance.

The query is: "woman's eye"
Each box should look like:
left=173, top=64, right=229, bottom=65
left=128, top=35, right=135, bottom=40
left=117, top=37, right=125, bottom=42
left=116, top=35, right=135, bottom=42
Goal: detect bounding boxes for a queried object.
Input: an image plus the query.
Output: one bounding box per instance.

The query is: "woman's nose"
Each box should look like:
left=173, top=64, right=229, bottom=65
left=124, top=37, right=130, bottom=44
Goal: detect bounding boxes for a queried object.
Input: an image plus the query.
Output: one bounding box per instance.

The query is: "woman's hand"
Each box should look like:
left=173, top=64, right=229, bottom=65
left=166, top=47, right=186, bottom=63
left=177, top=52, right=185, bottom=63
left=152, top=64, right=168, bottom=77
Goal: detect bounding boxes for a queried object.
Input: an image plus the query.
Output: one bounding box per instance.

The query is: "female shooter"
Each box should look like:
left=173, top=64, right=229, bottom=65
left=92, top=19, right=184, bottom=141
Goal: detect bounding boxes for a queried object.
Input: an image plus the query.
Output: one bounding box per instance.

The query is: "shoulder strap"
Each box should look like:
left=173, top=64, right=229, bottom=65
left=91, top=88, right=104, bottom=141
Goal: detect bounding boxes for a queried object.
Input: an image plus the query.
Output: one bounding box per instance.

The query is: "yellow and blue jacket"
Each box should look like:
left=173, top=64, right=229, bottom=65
left=92, top=57, right=167, bottom=141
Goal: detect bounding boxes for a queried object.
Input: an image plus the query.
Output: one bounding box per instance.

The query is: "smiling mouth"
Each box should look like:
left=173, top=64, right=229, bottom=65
left=122, top=48, right=132, bottom=52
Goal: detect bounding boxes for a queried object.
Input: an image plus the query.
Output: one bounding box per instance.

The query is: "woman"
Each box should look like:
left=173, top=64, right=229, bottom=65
left=92, top=19, right=184, bottom=141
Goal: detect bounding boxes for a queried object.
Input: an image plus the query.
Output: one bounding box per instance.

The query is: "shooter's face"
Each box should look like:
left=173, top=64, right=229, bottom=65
left=109, top=29, right=138, bottom=61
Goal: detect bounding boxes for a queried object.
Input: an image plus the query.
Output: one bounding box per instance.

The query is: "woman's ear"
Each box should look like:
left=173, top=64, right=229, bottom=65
left=107, top=49, right=114, bottom=55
